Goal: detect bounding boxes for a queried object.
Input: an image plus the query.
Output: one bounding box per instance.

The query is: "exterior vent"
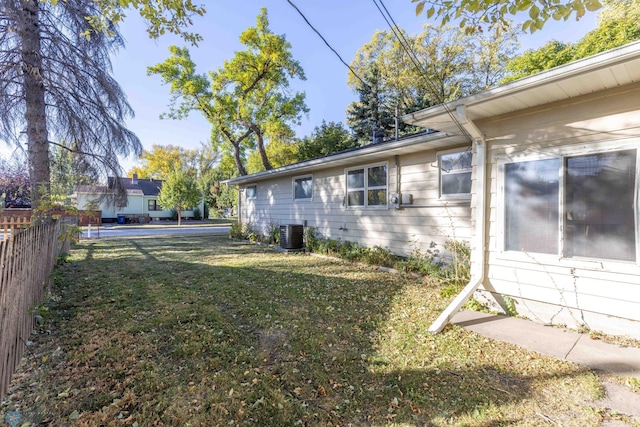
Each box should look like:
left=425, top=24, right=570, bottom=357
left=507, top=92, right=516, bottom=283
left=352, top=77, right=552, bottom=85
left=280, top=224, right=304, bottom=251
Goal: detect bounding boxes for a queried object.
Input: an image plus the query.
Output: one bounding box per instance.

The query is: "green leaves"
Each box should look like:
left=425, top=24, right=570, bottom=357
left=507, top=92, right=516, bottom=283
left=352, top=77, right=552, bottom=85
left=413, top=0, right=603, bottom=34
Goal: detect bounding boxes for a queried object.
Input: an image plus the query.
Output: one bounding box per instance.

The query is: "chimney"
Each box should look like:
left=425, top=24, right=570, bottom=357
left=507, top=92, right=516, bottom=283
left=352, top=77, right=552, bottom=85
left=373, top=130, right=385, bottom=144
left=132, top=173, right=138, bottom=185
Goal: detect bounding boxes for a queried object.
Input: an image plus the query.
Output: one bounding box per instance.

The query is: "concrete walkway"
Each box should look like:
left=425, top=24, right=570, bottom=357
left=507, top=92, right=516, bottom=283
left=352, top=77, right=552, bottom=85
left=451, top=310, right=640, bottom=378
left=451, top=310, right=640, bottom=424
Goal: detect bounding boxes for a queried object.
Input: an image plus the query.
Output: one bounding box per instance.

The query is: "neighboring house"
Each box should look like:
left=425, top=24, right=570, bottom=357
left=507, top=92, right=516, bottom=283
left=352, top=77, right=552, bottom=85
left=225, top=41, right=640, bottom=339
left=72, top=174, right=200, bottom=223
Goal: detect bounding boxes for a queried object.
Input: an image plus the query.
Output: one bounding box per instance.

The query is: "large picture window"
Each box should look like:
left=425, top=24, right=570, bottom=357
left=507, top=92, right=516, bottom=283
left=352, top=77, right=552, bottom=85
left=346, top=164, right=387, bottom=208
left=439, top=149, right=472, bottom=198
left=503, top=147, right=638, bottom=262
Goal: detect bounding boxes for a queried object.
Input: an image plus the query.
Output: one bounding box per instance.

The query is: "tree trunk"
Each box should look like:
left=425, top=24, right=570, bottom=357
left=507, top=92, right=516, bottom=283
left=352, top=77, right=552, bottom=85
left=18, top=0, right=50, bottom=208
left=232, top=143, right=248, bottom=176
left=177, top=208, right=182, bottom=226
left=254, top=127, right=272, bottom=171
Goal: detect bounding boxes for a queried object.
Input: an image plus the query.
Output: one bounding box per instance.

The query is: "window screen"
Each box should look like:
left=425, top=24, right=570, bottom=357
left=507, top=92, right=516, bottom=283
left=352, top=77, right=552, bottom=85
left=504, top=158, right=559, bottom=254
left=294, top=176, right=313, bottom=200
left=440, top=150, right=472, bottom=197
left=564, top=150, right=636, bottom=261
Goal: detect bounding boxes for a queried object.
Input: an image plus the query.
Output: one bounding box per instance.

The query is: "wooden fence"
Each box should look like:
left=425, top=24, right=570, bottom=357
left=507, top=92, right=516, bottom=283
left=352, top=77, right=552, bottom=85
left=0, top=218, right=72, bottom=401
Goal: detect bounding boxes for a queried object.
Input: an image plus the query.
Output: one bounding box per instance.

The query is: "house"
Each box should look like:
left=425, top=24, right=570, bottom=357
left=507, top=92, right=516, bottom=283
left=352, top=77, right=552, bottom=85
left=224, top=41, right=640, bottom=339
left=72, top=173, right=200, bottom=223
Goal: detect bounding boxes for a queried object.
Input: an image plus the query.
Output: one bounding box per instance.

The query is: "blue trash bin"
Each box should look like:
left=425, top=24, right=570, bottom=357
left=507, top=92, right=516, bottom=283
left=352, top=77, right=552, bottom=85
left=117, top=215, right=125, bottom=224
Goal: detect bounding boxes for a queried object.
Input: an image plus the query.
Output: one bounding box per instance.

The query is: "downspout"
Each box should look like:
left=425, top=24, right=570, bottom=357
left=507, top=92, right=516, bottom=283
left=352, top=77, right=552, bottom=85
left=237, top=186, right=242, bottom=223
left=395, top=155, right=400, bottom=196
left=428, top=106, right=488, bottom=333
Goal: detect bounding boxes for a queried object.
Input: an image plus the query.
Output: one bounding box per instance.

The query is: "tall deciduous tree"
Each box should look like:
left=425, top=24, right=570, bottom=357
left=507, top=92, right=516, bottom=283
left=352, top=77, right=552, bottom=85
left=157, top=168, right=200, bottom=226
left=149, top=8, right=307, bottom=177
left=412, top=0, right=602, bottom=34
left=0, top=1, right=142, bottom=209
left=297, top=121, right=358, bottom=162
left=129, top=144, right=189, bottom=179
left=502, top=0, right=640, bottom=83
left=347, top=25, right=518, bottom=141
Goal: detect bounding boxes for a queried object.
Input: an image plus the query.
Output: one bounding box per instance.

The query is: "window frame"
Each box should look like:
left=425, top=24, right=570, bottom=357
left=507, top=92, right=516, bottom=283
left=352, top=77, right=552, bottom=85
left=497, top=140, right=640, bottom=265
left=293, top=175, right=313, bottom=201
left=148, top=199, right=161, bottom=211
left=438, top=148, right=473, bottom=200
left=345, top=162, right=389, bottom=210
left=246, top=185, right=257, bottom=200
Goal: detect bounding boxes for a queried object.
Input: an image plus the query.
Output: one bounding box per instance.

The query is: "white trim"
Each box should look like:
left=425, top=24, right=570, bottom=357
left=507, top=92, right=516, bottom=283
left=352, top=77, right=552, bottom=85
left=292, top=174, right=313, bottom=202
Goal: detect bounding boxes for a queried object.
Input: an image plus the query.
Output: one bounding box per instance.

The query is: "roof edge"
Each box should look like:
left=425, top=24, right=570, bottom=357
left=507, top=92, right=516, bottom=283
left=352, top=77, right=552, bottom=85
left=223, top=131, right=457, bottom=185
left=402, top=40, right=640, bottom=125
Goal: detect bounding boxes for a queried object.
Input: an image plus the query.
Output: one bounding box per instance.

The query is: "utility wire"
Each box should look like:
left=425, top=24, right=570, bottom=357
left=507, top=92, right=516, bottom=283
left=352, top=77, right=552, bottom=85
left=371, top=0, right=473, bottom=141
left=285, top=0, right=371, bottom=91
left=286, top=0, right=416, bottom=141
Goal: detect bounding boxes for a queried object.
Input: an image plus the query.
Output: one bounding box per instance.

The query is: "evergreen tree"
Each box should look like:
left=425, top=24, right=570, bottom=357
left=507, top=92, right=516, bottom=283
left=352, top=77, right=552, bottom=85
left=0, top=1, right=142, bottom=208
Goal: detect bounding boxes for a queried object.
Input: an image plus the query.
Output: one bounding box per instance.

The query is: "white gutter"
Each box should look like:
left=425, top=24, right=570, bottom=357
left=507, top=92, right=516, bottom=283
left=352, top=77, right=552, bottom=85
left=429, top=107, right=488, bottom=333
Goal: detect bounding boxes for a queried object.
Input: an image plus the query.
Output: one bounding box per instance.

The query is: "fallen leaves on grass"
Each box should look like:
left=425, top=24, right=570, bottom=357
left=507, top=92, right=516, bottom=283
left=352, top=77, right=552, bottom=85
left=1, top=236, right=608, bottom=426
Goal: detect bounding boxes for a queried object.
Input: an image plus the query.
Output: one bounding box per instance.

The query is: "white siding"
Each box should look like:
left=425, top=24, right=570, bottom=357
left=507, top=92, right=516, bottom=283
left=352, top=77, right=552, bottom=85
left=477, top=82, right=640, bottom=338
left=239, top=149, right=472, bottom=257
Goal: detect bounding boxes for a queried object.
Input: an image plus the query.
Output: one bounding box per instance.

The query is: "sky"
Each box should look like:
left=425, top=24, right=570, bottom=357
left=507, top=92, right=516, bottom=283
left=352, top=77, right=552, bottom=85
left=1, top=1, right=600, bottom=172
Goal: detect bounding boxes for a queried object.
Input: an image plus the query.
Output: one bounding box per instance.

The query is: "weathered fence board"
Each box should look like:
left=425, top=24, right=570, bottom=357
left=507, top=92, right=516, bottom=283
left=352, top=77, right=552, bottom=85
left=0, top=218, right=72, bottom=400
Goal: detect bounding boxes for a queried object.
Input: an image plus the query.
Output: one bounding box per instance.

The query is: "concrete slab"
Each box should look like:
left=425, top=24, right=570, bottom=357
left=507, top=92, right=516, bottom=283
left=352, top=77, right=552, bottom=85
left=451, top=311, right=640, bottom=378
left=570, top=336, right=640, bottom=378
left=596, top=382, right=640, bottom=419
left=451, top=310, right=580, bottom=360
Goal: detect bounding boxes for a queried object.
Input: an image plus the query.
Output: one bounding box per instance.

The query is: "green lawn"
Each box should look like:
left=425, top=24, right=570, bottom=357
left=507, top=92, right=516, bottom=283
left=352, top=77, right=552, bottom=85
left=2, top=236, right=621, bottom=426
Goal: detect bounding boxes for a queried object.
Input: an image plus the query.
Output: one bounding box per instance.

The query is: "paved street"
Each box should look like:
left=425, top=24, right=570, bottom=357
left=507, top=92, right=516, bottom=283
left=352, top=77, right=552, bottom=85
left=81, top=225, right=230, bottom=239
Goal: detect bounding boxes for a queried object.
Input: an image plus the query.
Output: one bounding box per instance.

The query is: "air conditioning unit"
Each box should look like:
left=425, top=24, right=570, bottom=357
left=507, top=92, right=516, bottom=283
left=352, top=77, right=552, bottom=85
left=280, top=224, right=304, bottom=251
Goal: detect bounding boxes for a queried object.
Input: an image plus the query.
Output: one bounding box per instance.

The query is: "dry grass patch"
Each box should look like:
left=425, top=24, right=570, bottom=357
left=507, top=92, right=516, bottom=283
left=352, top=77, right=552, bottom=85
left=0, top=236, right=615, bottom=426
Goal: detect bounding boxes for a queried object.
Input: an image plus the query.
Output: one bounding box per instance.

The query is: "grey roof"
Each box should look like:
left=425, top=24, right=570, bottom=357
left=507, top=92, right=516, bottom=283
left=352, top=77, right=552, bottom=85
left=116, top=177, right=163, bottom=196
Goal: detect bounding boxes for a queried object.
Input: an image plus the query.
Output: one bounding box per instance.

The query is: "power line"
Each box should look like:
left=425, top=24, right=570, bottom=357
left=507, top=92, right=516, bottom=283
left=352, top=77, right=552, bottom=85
left=285, top=0, right=408, bottom=139
left=371, top=0, right=473, bottom=140
left=285, top=0, right=370, bottom=91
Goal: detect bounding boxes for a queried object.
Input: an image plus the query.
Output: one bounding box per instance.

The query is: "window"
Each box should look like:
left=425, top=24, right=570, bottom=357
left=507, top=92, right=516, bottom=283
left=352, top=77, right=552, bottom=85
left=246, top=185, right=257, bottom=199
left=148, top=200, right=161, bottom=211
left=439, top=150, right=472, bottom=198
left=293, top=176, right=313, bottom=200
left=502, top=147, right=638, bottom=262
left=346, top=164, right=387, bottom=208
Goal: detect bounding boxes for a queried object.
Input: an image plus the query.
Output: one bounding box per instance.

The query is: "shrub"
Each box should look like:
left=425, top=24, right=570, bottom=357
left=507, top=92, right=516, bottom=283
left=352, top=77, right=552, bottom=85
left=228, top=221, right=260, bottom=242
left=366, top=245, right=396, bottom=268
left=303, top=226, right=319, bottom=252
left=266, top=219, right=280, bottom=245
left=398, top=240, right=442, bottom=276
